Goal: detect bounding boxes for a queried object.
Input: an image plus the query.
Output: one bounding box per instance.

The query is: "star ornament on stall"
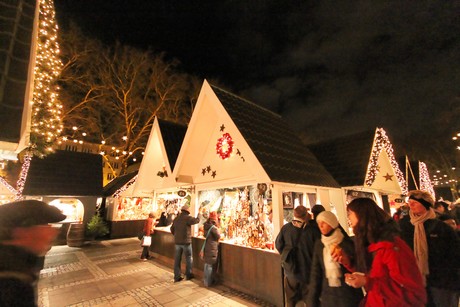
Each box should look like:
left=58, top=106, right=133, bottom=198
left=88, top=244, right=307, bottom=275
left=216, top=133, right=234, bottom=160
left=383, top=173, right=393, bottom=181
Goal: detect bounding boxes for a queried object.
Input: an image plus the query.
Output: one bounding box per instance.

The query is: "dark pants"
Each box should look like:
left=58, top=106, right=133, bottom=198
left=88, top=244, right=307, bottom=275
left=141, top=246, right=150, bottom=259
left=284, top=275, right=308, bottom=307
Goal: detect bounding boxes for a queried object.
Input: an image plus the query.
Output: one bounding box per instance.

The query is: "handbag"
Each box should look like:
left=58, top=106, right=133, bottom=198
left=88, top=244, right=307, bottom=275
left=141, top=235, right=152, bottom=247
left=199, top=225, right=214, bottom=260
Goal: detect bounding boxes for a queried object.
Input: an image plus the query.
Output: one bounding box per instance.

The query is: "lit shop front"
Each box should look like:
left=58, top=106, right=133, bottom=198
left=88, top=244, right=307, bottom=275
left=105, top=189, right=192, bottom=238
left=105, top=196, right=155, bottom=238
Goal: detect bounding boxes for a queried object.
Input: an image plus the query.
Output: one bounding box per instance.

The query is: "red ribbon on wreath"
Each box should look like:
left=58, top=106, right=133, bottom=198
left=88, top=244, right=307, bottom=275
left=216, top=133, right=234, bottom=160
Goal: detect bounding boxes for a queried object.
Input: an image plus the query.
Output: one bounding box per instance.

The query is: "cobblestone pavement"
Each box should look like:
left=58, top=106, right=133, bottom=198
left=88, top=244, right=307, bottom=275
left=38, top=238, right=276, bottom=307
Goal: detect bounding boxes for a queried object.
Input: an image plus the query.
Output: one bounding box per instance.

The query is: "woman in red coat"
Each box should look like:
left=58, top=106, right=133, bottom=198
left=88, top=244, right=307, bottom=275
left=141, top=212, right=156, bottom=260
left=343, top=198, right=426, bottom=307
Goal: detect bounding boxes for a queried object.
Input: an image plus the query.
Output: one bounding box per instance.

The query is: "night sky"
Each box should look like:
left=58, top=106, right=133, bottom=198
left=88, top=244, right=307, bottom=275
left=54, top=0, right=460, bottom=151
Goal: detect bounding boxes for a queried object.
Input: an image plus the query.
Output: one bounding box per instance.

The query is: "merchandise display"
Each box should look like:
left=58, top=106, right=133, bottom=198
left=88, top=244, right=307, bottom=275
left=198, top=184, right=275, bottom=250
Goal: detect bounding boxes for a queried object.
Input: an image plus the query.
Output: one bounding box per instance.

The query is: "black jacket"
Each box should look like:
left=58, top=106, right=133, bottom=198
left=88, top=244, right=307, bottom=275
left=0, top=244, right=40, bottom=306
left=399, top=216, right=460, bottom=290
left=276, top=221, right=320, bottom=283
left=170, top=211, right=200, bottom=244
left=307, top=236, right=363, bottom=307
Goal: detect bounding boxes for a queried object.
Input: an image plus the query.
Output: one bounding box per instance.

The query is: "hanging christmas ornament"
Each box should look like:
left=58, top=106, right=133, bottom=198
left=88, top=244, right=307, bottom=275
left=216, top=133, right=234, bottom=160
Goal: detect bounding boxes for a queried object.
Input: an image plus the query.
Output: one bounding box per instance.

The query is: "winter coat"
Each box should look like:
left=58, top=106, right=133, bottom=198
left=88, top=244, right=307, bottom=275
left=170, top=211, right=200, bottom=244
left=399, top=216, right=460, bottom=290
left=307, top=236, right=363, bottom=307
left=0, top=244, right=40, bottom=306
left=275, top=222, right=320, bottom=283
left=203, top=220, right=220, bottom=265
left=363, top=236, right=427, bottom=307
left=143, top=217, right=155, bottom=236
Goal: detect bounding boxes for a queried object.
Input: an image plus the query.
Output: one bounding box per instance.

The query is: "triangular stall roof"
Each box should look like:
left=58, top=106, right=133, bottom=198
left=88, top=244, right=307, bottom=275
left=23, top=150, right=103, bottom=196
left=174, top=80, right=339, bottom=188
left=129, top=118, right=187, bottom=197
left=103, top=171, right=138, bottom=198
left=308, top=128, right=407, bottom=196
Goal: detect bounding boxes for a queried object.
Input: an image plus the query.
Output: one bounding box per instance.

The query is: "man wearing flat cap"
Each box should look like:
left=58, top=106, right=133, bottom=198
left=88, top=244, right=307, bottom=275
left=0, top=200, right=66, bottom=306
left=170, top=204, right=200, bottom=282
left=399, top=190, right=460, bottom=307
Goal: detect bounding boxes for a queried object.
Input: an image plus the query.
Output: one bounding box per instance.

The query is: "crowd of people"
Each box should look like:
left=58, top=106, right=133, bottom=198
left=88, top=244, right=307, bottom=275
left=275, top=191, right=460, bottom=307
left=1, top=191, right=459, bottom=306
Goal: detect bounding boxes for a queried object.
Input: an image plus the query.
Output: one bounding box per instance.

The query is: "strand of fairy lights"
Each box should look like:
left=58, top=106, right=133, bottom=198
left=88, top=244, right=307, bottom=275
left=0, top=177, right=17, bottom=195
left=30, top=0, right=63, bottom=156
left=15, top=153, right=32, bottom=200
left=419, top=162, right=435, bottom=198
left=113, top=175, right=138, bottom=199
left=364, top=128, right=408, bottom=194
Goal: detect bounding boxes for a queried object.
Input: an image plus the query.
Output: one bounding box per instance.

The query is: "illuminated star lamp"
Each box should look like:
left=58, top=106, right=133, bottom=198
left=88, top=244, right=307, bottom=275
left=364, top=128, right=408, bottom=194
left=216, top=133, right=234, bottom=160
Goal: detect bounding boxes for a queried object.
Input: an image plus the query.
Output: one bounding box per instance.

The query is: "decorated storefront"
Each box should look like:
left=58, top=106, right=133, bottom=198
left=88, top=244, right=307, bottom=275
left=150, top=80, right=342, bottom=306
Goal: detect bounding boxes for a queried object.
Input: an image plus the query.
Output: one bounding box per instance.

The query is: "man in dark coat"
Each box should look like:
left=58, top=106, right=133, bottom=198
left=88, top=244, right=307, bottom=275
left=399, top=190, right=460, bottom=307
left=275, top=205, right=320, bottom=307
left=0, top=200, right=66, bottom=306
left=170, top=204, right=200, bottom=282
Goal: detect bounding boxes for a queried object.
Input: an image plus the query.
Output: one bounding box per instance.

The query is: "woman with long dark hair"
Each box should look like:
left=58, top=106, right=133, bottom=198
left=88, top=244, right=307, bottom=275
left=344, top=198, right=426, bottom=306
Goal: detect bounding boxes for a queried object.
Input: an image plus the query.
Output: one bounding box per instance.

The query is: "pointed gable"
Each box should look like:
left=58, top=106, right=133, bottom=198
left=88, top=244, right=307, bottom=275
left=309, top=128, right=407, bottom=194
left=174, top=81, right=339, bottom=188
left=130, top=118, right=186, bottom=196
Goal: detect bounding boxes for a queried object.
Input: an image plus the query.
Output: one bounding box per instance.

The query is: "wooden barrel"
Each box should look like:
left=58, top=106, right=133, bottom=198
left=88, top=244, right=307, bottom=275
left=67, top=223, right=85, bottom=247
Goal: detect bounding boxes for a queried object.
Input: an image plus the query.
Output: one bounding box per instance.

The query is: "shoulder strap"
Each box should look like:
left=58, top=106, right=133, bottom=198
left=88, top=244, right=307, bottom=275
left=201, top=225, right=214, bottom=252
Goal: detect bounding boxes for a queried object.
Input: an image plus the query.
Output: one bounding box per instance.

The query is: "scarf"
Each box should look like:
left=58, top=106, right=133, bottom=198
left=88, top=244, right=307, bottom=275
left=410, top=208, right=436, bottom=285
left=321, top=228, right=344, bottom=287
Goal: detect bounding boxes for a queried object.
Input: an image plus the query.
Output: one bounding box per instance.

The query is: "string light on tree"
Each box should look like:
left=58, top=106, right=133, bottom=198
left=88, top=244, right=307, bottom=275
left=30, top=0, right=63, bottom=156
left=419, top=162, right=435, bottom=199
left=15, top=153, right=32, bottom=200
left=364, top=128, right=408, bottom=194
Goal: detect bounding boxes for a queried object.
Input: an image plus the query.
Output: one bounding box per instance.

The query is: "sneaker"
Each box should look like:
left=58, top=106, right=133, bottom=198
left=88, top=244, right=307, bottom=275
left=141, top=258, right=148, bottom=261
left=174, top=276, right=184, bottom=283
left=185, top=274, right=194, bottom=280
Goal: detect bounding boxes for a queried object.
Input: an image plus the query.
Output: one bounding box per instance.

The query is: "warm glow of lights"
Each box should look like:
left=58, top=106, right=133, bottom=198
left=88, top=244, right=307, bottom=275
left=29, top=0, right=63, bottom=155
left=419, top=162, right=435, bottom=199
left=15, top=153, right=32, bottom=199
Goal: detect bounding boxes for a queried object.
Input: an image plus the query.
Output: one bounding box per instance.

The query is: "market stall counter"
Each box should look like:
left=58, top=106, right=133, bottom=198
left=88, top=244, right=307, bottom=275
left=151, top=228, right=283, bottom=307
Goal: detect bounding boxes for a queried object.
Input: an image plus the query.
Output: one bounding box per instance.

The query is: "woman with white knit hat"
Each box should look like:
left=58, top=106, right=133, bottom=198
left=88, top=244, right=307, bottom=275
left=306, top=211, right=363, bottom=307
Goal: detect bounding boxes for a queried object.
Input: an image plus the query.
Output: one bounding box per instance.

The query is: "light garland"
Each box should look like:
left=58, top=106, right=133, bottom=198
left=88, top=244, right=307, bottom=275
left=29, top=0, right=63, bottom=156
left=0, top=176, right=17, bottom=195
left=113, top=175, right=138, bottom=199
left=419, top=162, right=435, bottom=199
left=364, top=128, right=408, bottom=194
left=216, top=133, right=234, bottom=160
left=15, top=153, right=32, bottom=200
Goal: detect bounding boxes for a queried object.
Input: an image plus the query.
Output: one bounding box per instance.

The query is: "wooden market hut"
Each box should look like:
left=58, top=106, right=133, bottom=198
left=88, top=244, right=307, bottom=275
left=308, top=128, right=408, bottom=213
left=154, top=80, right=342, bottom=306
left=22, top=150, right=103, bottom=244
left=103, top=118, right=187, bottom=238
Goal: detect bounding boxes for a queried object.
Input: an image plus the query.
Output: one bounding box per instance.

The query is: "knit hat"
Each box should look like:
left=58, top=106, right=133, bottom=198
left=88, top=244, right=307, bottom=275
left=311, top=204, right=326, bottom=220
left=316, top=211, right=339, bottom=229
left=0, top=200, right=66, bottom=228
left=209, top=211, right=218, bottom=221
